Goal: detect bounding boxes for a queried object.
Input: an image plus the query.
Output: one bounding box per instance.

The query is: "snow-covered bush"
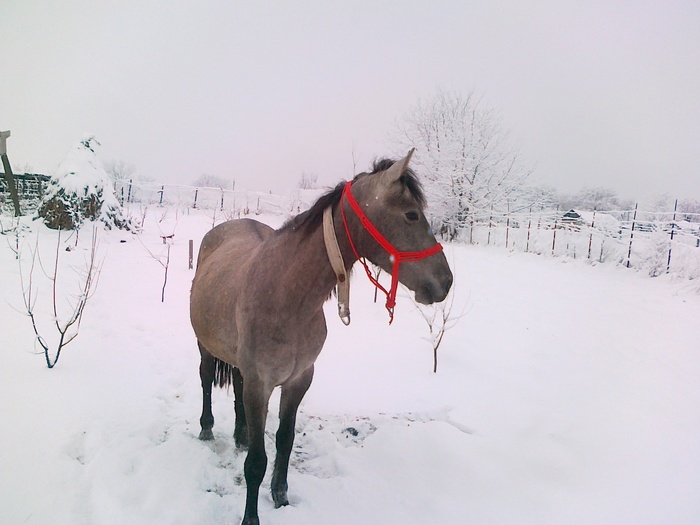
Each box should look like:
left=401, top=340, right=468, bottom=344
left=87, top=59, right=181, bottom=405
left=38, top=135, right=133, bottom=231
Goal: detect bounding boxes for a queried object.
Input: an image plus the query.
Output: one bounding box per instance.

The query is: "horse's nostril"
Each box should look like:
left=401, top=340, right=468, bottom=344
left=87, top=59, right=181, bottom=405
left=442, top=272, right=454, bottom=294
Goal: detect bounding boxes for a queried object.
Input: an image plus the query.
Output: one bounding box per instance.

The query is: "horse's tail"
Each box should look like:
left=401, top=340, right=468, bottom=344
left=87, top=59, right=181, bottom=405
left=213, top=358, right=236, bottom=388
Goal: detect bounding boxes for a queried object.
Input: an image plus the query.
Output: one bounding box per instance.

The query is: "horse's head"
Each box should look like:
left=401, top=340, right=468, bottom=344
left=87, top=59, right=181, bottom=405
left=342, top=150, right=453, bottom=306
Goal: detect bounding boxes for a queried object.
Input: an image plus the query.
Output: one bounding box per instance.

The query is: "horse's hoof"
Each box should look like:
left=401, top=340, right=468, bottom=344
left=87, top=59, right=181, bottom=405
left=272, top=490, right=289, bottom=508
left=199, top=428, right=214, bottom=441
left=234, top=426, right=248, bottom=448
left=241, top=517, right=259, bottom=525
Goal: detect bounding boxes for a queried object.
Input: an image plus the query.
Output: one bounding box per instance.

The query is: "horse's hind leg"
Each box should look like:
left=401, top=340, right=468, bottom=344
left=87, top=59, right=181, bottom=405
left=198, top=342, right=216, bottom=441
left=232, top=367, right=248, bottom=448
left=271, top=365, right=314, bottom=508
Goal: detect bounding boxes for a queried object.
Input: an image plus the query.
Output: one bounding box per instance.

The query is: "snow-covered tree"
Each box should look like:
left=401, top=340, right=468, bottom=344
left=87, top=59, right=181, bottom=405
left=574, top=187, right=620, bottom=211
left=103, top=159, right=136, bottom=183
left=297, top=172, right=319, bottom=190
left=679, top=198, right=700, bottom=222
left=192, top=173, right=230, bottom=189
left=392, top=89, right=533, bottom=239
left=557, top=186, right=621, bottom=212
left=39, top=135, right=132, bottom=230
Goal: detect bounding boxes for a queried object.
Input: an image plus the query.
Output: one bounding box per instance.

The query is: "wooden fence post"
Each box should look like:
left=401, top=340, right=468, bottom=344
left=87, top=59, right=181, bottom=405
left=526, top=208, right=532, bottom=253
left=0, top=130, right=22, bottom=216
left=505, top=201, right=511, bottom=249
left=588, top=210, right=596, bottom=259
left=626, top=203, right=638, bottom=268
left=667, top=199, right=678, bottom=273
left=189, top=239, right=194, bottom=270
left=487, top=205, right=493, bottom=245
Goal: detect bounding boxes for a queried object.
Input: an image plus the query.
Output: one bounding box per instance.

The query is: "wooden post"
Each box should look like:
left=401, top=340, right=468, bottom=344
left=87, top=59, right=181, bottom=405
left=0, top=130, right=22, bottom=216
left=526, top=208, right=532, bottom=253
left=188, top=239, right=194, bottom=270
left=667, top=199, right=678, bottom=273
left=626, top=203, right=638, bottom=268
left=588, top=210, right=596, bottom=259
left=159, top=185, right=164, bottom=205
left=505, top=201, right=511, bottom=249
left=193, top=188, right=199, bottom=208
left=552, top=220, right=558, bottom=256
left=487, top=205, right=493, bottom=245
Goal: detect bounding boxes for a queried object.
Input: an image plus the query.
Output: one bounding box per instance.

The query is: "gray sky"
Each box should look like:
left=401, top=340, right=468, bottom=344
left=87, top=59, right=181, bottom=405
left=3, top=0, right=699, bottom=200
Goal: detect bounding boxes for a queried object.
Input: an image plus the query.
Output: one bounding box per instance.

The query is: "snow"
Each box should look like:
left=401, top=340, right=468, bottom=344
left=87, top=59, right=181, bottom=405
left=2, top=208, right=700, bottom=525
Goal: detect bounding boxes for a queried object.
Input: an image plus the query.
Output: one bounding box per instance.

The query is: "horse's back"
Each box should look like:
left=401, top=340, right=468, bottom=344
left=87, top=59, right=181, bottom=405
left=191, top=218, right=274, bottom=361
left=197, top=218, right=274, bottom=267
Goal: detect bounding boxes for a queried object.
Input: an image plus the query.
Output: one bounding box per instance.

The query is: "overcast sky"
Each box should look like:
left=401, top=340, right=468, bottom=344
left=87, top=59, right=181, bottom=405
left=3, top=0, right=699, bottom=200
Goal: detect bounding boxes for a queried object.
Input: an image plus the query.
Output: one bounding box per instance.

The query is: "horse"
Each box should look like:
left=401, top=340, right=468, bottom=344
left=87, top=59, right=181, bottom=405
left=189, top=150, right=453, bottom=525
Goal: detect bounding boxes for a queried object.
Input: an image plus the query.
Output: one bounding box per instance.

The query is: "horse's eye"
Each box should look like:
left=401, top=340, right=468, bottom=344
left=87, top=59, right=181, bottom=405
left=405, top=211, right=420, bottom=222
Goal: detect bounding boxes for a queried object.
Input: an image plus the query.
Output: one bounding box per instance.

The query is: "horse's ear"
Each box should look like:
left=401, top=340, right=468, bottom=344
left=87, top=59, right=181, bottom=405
left=383, top=148, right=415, bottom=183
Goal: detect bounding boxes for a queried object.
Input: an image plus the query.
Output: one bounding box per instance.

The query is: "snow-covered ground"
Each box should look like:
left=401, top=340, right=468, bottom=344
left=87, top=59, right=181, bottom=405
left=1, top=209, right=700, bottom=525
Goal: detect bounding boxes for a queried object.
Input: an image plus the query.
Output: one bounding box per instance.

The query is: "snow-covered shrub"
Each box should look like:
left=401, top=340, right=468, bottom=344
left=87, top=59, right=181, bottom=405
left=38, top=135, right=134, bottom=231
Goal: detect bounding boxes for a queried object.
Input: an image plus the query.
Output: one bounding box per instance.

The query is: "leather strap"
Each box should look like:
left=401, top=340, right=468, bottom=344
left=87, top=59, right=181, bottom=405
left=323, top=205, right=350, bottom=325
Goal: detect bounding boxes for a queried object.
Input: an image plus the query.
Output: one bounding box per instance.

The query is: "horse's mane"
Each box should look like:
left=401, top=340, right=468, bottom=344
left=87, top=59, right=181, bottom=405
left=279, top=158, right=425, bottom=238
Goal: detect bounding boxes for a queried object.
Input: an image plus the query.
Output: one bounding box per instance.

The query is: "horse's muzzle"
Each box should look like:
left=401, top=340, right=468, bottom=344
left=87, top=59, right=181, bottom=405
left=415, top=270, right=453, bottom=305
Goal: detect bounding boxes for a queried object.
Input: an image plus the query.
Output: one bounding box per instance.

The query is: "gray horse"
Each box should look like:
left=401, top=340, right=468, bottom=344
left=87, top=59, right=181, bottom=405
left=190, top=151, right=453, bottom=525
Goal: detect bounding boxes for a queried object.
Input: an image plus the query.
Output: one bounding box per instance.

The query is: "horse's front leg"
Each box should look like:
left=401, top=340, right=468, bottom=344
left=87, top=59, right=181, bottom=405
left=271, top=365, right=314, bottom=508
left=241, top=376, right=273, bottom=525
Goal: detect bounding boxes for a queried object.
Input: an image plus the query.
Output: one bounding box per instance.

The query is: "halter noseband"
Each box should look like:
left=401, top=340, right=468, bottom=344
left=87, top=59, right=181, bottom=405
left=339, top=180, right=443, bottom=324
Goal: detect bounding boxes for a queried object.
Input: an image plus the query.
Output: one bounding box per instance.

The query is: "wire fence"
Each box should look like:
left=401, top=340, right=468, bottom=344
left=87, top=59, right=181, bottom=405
left=5, top=175, right=700, bottom=280
left=455, top=206, right=700, bottom=279
left=112, top=179, right=700, bottom=279
left=112, top=178, right=335, bottom=223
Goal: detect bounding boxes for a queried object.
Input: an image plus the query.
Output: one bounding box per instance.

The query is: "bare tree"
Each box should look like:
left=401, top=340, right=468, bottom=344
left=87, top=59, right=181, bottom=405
left=138, top=208, right=178, bottom=302
left=19, top=227, right=102, bottom=368
left=393, top=89, right=533, bottom=240
left=411, top=273, right=466, bottom=373
left=1, top=216, right=29, bottom=259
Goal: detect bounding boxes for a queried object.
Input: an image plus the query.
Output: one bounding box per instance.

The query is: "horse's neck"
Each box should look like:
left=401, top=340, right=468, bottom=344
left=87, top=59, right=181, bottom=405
left=266, top=221, right=351, bottom=312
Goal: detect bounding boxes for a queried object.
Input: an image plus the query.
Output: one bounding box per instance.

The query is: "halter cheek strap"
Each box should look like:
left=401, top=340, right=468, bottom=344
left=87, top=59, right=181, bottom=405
left=323, top=205, right=351, bottom=325
left=340, top=181, right=443, bottom=324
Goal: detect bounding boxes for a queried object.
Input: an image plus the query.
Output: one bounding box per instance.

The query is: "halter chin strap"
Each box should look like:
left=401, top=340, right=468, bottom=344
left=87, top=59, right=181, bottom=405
left=323, top=180, right=443, bottom=325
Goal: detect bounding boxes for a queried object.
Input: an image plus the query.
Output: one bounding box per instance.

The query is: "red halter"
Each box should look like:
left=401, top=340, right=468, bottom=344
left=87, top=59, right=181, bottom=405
left=340, top=181, right=444, bottom=324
